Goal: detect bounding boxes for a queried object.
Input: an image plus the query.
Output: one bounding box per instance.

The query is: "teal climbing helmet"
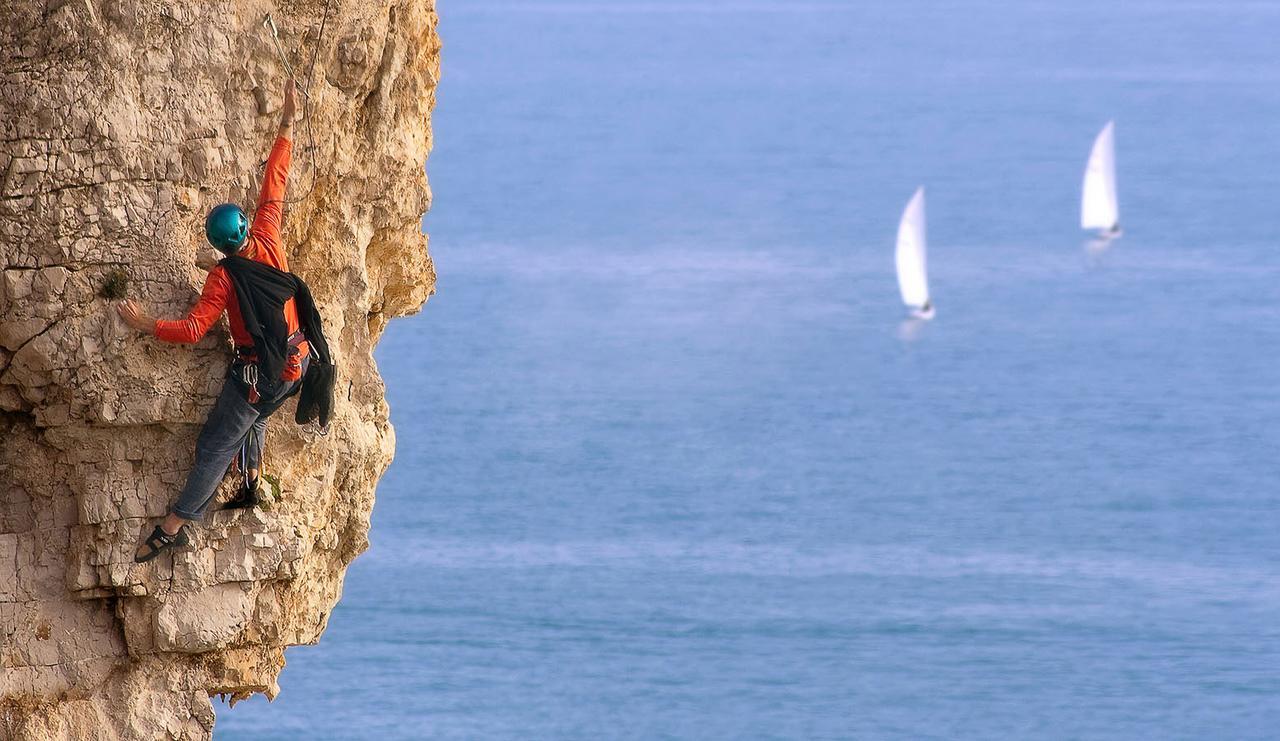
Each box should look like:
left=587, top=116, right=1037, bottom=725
left=205, top=203, right=248, bottom=254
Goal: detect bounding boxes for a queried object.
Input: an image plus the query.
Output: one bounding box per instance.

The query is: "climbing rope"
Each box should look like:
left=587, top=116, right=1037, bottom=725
left=238, top=424, right=253, bottom=477
left=259, top=0, right=336, bottom=207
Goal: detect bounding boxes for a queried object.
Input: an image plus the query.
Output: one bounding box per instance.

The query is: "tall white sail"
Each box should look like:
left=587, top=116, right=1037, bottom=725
left=895, top=187, right=929, bottom=311
left=1081, top=121, right=1119, bottom=232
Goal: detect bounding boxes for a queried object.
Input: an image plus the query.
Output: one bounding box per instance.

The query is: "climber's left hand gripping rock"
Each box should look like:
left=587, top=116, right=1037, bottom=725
left=115, top=299, right=157, bottom=335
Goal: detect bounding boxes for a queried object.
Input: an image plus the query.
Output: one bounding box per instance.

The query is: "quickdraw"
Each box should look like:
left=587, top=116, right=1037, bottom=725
left=240, top=362, right=260, bottom=404
left=262, top=14, right=310, bottom=100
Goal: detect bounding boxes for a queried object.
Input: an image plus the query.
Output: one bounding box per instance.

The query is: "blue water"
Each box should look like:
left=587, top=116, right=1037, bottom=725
left=220, top=1, right=1280, bottom=738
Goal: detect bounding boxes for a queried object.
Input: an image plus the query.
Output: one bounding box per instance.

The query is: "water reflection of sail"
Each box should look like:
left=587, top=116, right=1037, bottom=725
left=897, top=317, right=928, bottom=343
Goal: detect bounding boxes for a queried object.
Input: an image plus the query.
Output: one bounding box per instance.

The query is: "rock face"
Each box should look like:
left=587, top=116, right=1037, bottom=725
left=0, top=1, right=439, bottom=737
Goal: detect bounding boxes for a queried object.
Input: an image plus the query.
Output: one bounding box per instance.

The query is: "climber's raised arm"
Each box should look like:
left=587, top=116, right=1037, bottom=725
left=248, top=81, right=297, bottom=263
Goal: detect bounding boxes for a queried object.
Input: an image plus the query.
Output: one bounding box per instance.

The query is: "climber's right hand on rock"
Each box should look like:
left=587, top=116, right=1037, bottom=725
left=278, top=80, right=298, bottom=139
left=115, top=299, right=157, bottom=335
left=281, top=80, right=298, bottom=124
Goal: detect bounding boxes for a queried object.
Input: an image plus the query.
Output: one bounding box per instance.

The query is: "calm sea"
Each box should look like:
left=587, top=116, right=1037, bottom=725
left=220, top=1, right=1280, bottom=737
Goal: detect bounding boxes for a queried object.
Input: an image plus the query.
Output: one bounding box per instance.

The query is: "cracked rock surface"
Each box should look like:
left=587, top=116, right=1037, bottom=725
left=1, top=1, right=439, bottom=738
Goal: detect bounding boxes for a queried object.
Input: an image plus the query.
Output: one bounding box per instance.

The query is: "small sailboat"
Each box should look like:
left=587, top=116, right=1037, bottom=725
left=895, top=187, right=934, bottom=320
left=1081, top=121, right=1121, bottom=238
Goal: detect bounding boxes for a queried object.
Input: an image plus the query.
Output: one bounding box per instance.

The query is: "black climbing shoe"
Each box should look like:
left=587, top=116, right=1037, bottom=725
left=134, top=524, right=189, bottom=563
left=221, top=475, right=260, bottom=511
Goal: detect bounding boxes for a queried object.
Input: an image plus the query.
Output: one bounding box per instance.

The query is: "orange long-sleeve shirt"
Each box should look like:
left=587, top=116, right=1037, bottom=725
left=155, top=136, right=310, bottom=381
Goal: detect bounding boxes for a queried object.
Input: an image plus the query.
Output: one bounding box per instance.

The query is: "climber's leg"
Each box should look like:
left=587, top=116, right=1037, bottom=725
left=222, top=416, right=268, bottom=511
left=170, top=380, right=263, bottom=521
left=174, top=359, right=306, bottom=521
left=218, top=362, right=302, bottom=513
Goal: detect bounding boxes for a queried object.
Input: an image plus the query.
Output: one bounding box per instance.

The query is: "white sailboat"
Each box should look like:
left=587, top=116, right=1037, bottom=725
left=895, top=187, right=934, bottom=320
left=1081, top=121, right=1121, bottom=237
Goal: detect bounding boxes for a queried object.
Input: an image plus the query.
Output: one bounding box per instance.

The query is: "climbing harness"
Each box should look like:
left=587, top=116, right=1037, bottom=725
left=234, top=329, right=307, bottom=405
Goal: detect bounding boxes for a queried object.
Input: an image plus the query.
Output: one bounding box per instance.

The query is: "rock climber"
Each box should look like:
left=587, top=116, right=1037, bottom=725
left=116, top=80, right=327, bottom=563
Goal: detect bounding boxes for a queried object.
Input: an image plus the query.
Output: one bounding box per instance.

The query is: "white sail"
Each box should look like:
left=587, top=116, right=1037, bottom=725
left=1081, top=121, right=1119, bottom=232
left=895, top=187, right=929, bottom=311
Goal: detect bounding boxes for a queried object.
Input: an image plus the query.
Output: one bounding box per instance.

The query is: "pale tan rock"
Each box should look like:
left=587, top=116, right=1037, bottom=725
left=0, top=534, right=18, bottom=601
left=154, top=583, right=256, bottom=654
left=0, top=0, right=440, bottom=737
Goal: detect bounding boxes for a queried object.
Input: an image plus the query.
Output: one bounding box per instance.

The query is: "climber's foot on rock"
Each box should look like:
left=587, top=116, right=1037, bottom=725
left=222, top=476, right=260, bottom=511
left=134, top=524, right=189, bottom=563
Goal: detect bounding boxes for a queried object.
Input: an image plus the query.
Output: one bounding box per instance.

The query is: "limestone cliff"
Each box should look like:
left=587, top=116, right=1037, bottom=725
left=0, top=1, right=439, bottom=737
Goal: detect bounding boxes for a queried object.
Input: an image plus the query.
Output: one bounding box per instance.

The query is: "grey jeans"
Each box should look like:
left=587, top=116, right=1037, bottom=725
left=172, top=361, right=306, bottom=520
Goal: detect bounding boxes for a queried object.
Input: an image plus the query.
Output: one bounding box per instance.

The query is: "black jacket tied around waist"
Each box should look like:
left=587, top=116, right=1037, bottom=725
left=219, top=255, right=336, bottom=427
